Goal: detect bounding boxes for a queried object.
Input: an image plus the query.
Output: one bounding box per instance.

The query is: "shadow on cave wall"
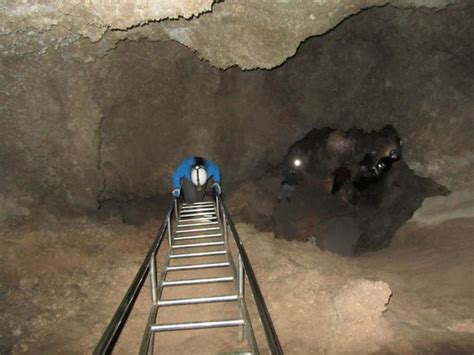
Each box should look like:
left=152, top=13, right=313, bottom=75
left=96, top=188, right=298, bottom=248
left=228, top=125, right=449, bottom=255
left=96, top=196, right=170, bottom=226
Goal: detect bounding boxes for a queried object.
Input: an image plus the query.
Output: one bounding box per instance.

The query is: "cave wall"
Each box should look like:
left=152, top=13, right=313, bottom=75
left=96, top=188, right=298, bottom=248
left=93, top=42, right=293, bottom=202
left=285, top=5, right=474, bottom=189
left=1, top=5, right=473, bottom=217
left=0, top=53, right=102, bottom=214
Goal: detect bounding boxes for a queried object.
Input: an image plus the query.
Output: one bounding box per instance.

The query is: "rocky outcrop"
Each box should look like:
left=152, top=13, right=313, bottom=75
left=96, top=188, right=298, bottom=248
left=1, top=0, right=462, bottom=66
left=1, top=1, right=214, bottom=38
left=156, top=0, right=462, bottom=69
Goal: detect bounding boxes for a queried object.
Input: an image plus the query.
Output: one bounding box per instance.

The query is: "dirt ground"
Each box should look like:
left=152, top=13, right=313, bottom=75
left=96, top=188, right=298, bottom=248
left=1, top=193, right=473, bottom=354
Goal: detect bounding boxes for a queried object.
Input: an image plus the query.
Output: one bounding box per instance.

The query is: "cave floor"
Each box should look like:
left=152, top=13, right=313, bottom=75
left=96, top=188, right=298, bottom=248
left=1, top=213, right=473, bottom=354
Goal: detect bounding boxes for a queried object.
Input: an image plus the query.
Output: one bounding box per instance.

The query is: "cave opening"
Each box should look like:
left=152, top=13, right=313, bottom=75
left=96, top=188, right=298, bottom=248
left=234, top=125, right=449, bottom=256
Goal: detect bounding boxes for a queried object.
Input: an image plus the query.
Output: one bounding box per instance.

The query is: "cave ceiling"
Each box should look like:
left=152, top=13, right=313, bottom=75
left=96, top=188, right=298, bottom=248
left=0, top=0, right=461, bottom=69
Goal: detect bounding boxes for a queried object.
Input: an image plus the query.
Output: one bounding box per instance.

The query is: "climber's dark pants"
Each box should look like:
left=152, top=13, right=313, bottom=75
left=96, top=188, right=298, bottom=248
left=181, top=178, right=207, bottom=203
left=331, top=179, right=346, bottom=195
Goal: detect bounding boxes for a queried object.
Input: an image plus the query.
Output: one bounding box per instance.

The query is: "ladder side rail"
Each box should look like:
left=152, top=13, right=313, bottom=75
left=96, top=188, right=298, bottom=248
left=94, top=197, right=177, bottom=355
left=139, top=305, right=159, bottom=355
left=216, top=199, right=258, bottom=352
left=141, top=206, right=178, bottom=354
left=216, top=195, right=284, bottom=355
left=222, top=216, right=259, bottom=353
left=141, top=238, right=176, bottom=355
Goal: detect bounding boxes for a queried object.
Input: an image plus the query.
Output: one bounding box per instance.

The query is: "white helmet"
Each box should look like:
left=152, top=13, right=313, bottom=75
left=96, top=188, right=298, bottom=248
left=191, top=166, right=208, bottom=187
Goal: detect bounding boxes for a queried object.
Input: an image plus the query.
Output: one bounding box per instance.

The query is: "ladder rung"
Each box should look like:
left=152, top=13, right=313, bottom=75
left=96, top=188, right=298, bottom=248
left=176, top=227, right=220, bottom=234
left=178, top=212, right=217, bottom=218
left=162, top=276, right=234, bottom=287
left=182, top=202, right=215, bottom=206
left=167, top=262, right=230, bottom=271
left=157, top=295, right=238, bottom=307
left=180, top=207, right=216, bottom=212
left=151, top=319, right=244, bottom=332
left=172, top=241, right=224, bottom=249
left=179, top=211, right=216, bottom=216
left=170, top=250, right=227, bottom=259
left=181, top=203, right=214, bottom=208
left=178, top=217, right=217, bottom=223
left=177, top=221, right=219, bottom=228
left=174, top=233, right=222, bottom=241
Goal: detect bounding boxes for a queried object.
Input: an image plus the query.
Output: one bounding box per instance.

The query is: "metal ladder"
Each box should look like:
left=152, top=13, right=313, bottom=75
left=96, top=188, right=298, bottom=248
left=140, top=200, right=257, bottom=353
left=95, top=195, right=282, bottom=355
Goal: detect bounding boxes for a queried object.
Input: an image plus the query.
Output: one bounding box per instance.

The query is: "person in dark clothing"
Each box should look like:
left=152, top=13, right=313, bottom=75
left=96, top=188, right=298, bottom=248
left=359, top=152, right=375, bottom=170
left=351, top=151, right=376, bottom=204
left=353, top=152, right=375, bottom=187
left=277, top=159, right=304, bottom=203
left=369, top=150, right=401, bottom=179
left=331, top=163, right=352, bottom=195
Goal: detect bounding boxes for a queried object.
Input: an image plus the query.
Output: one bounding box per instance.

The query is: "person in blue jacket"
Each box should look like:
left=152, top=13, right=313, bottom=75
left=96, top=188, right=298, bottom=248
left=172, top=156, right=222, bottom=202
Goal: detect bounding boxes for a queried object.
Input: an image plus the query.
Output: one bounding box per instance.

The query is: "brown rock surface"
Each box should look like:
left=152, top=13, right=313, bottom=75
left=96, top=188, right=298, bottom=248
left=1, top=5, right=473, bottom=217
left=357, top=218, right=474, bottom=353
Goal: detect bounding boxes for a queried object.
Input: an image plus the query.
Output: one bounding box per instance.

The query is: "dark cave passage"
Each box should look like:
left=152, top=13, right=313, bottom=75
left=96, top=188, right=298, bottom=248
left=231, top=126, right=449, bottom=255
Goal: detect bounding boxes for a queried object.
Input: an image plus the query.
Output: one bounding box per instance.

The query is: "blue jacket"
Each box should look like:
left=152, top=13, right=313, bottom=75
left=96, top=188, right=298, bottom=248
left=172, top=156, right=221, bottom=190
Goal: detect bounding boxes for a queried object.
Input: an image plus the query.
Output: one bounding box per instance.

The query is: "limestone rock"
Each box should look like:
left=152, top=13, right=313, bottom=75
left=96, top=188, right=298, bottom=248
left=158, top=0, right=460, bottom=69
left=0, top=0, right=462, bottom=66
left=0, top=0, right=214, bottom=56
left=333, top=279, right=392, bottom=322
